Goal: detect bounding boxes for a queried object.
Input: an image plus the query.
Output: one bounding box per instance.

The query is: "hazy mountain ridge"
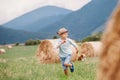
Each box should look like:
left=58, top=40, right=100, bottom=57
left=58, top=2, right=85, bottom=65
left=38, top=0, right=118, bottom=40
left=3, top=6, right=72, bottom=31
left=0, top=26, right=44, bottom=44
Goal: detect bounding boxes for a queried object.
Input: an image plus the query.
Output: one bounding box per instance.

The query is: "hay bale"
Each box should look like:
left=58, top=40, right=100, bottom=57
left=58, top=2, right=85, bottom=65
left=36, top=39, right=59, bottom=64
left=7, top=45, right=12, bottom=49
left=80, top=41, right=102, bottom=57
left=0, top=49, right=6, bottom=54
left=97, top=4, right=120, bottom=80
left=36, top=39, right=78, bottom=64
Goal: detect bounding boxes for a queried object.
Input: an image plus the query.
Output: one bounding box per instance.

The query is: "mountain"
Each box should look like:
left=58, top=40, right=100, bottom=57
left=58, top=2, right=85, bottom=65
left=3, top=6, right=72, bottom=32
left=0, top=26, right=45, bottom=44
left=38, top=0, right=118, bottom=40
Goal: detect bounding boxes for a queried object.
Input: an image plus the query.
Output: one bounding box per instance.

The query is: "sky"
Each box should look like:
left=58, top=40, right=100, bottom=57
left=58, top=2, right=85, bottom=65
left=0, top=0, right=91, bottom=25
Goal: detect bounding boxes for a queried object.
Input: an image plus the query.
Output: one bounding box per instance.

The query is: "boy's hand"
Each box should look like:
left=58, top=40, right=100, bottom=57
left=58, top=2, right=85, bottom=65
left=76, top=48, right=79, bottom=54
left=57, top=40, right=66, bottom=48
left=61, top=40, right=66, bottom=44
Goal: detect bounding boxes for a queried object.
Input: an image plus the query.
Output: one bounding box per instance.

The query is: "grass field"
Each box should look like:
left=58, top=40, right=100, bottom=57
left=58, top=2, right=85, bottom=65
left=0, top=45, right=99, bottom=80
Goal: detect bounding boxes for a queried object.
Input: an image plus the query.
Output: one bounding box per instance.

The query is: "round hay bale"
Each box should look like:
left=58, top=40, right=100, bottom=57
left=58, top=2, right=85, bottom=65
left=36, top=39, right=78, bottom=64
left=97, top=3, right=120, bottom=80
left=36, top=39, right=59, bottom=64
left=7, top=45, right=12, bottom=49
left=80, top=41, right=102, bottom=57
left=0, top=49, right=6, bottom=54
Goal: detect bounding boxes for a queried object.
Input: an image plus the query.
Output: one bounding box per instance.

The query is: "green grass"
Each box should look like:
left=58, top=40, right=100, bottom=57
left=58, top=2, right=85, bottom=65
left=0, top=45, right=98, bottom=80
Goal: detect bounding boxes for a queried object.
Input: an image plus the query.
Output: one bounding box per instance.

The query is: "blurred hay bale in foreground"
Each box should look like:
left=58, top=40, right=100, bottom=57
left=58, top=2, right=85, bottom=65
left=97, top=3, right=120, bottom=80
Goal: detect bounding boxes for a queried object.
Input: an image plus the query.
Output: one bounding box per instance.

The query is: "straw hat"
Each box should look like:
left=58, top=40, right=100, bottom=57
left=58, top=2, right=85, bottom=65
left=57, top=28, right=68, bottom=35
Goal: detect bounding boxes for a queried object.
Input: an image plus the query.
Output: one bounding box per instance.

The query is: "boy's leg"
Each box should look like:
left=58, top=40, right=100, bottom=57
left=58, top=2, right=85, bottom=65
left=64, top=63, right=72, bottom=67
left=64, top=54, right=72, bottom=67
left=60, top=57, right=68, bottom=75
left=70, top=62, right=74, bottom=72
left=64, top=69, right=68, bottom=76
left=64, top=54, right=74, bottom=72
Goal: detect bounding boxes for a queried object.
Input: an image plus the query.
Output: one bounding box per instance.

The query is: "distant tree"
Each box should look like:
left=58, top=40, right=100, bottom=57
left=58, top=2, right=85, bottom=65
left=36, top=40, right=41, bottom=44
left=82, top=32, right=102, bottom=42
left=52, top=36, right=58, bottom=39
left=25, top=39, right=32, bottom=45
left=15, top=42, right=19, bottom=46
left=25, top=39, right=41, bottom=45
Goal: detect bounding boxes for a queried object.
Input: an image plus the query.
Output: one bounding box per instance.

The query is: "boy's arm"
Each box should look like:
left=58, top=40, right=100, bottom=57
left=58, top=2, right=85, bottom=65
left=75, top=47, right=79, bottom=54
left=56, top=40, right=66, bottom=48
left=69, top=39, right=79, bottom=53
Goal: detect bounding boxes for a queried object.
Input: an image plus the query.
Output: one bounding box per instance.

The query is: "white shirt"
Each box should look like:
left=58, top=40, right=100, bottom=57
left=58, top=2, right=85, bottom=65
left=58, top=38, right=77, bottom=57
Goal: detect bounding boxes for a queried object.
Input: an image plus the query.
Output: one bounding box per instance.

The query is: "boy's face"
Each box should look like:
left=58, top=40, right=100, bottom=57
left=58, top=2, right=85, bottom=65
left=59, top=32, right=68, bottom=38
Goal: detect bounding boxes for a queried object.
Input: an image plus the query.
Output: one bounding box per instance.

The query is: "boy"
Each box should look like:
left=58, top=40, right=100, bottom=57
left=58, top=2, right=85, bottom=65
left=56, top=28, right=78, bottom=76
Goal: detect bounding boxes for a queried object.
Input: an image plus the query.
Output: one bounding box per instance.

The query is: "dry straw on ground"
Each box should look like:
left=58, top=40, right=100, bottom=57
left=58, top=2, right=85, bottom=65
left=80, top=41, right=102, bottom=57
left=97, top=3, right=120, bottom=80
left=36, top=39, right=78, bottom=64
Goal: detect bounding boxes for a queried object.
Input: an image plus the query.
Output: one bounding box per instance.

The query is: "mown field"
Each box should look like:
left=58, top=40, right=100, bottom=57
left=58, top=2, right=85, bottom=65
left=0, top=45, right=99, bottom=80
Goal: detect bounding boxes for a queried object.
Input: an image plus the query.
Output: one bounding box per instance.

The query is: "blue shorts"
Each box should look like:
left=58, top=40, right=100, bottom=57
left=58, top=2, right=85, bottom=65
left=60, top=54, right=72, bottom=70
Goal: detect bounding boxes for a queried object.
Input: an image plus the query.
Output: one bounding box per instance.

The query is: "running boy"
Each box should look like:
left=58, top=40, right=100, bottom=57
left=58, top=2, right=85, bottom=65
left=56, top=28, right=78, bottom=76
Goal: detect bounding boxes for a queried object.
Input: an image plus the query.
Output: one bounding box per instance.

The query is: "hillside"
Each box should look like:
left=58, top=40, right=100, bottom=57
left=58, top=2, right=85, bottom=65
left=3, top=6, right=72, bottom=32
left=38, top=0, right=118, bottom=40
left=0, top=26, right=44, bottom=44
